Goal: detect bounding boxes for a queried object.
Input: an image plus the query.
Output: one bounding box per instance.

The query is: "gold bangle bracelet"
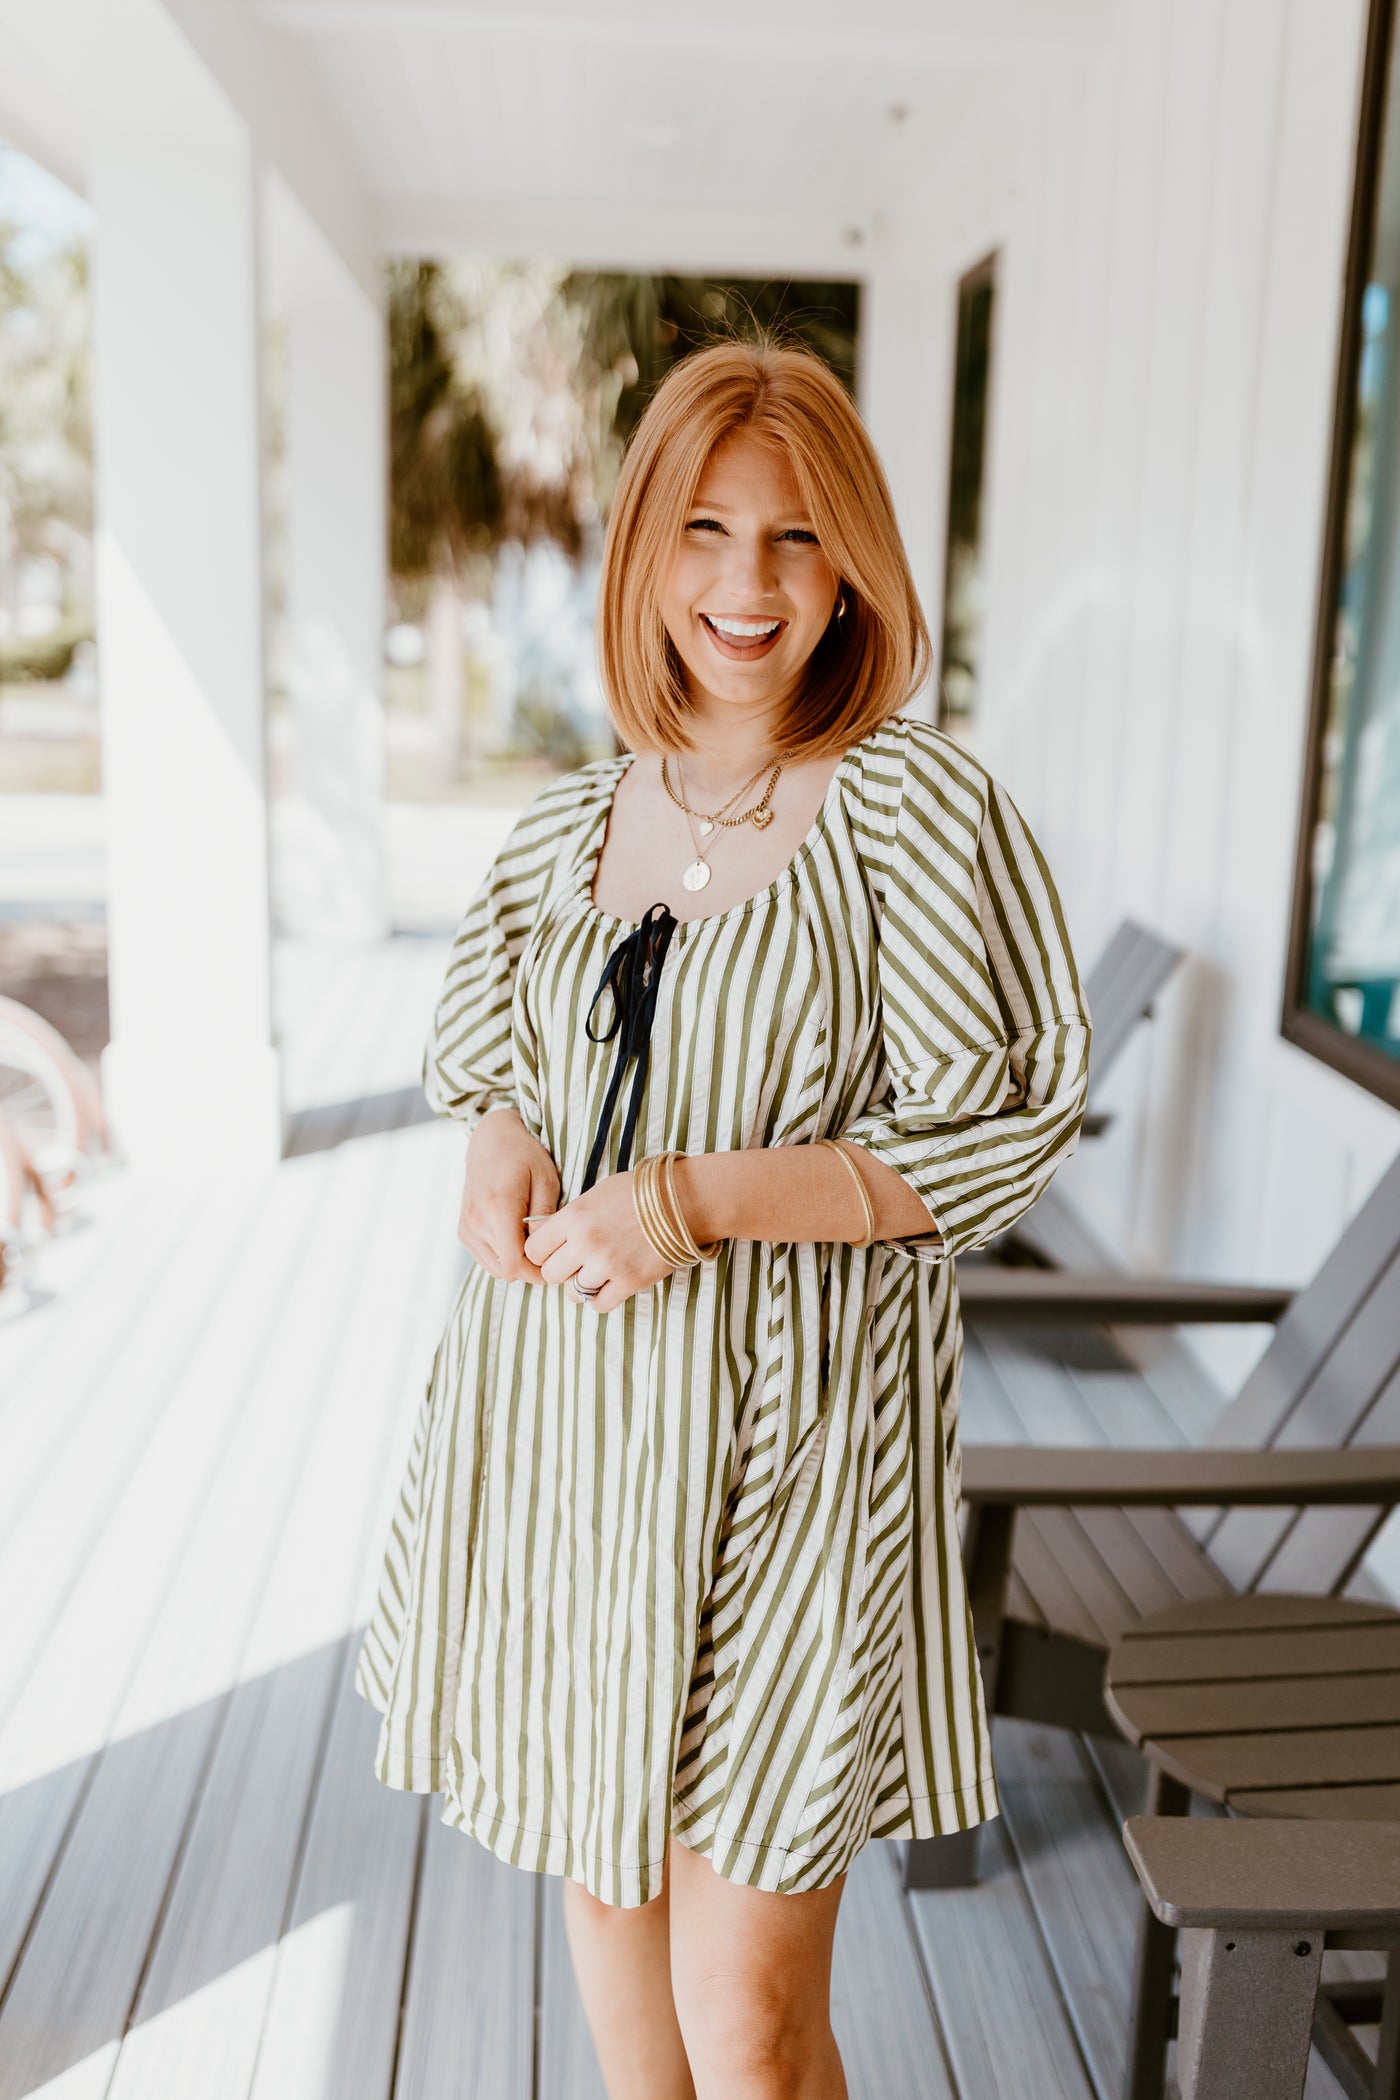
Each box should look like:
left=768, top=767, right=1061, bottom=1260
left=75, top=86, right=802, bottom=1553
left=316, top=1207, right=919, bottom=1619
left=660, top=1151, right=722, bottom=1262
left=634, top=1154, right=694, bottom=1267
left=631, top=1152, right=722, bottom=1266
left=816, top=1137, right=877, bottom=1249
left=632, top=1155, right=689, bottom=1267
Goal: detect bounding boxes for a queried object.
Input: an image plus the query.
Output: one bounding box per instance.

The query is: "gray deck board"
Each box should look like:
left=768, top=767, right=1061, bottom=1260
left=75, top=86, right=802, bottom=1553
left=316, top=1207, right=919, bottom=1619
left=908, top=1813, right=1098, bottom=2100
left=104, top=1130, right=450, bottom=2100
left=831, top=1842, right=959, bottom=2099
left=538, top=1880, right=611, bottom=2100
left=395, top=1816, right=536, bottom=2100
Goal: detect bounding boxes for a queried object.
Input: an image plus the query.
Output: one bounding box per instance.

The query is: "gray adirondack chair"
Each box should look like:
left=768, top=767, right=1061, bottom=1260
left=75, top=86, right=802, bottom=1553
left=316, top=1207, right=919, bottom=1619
left=997, top=917, right=1182, bottom=1265
left=1123, top=1817, right=1400, bottom=2100
left=909, top=1147, right=1400, bottom=1895
left=1078, top=918, right=1185, bottom=1140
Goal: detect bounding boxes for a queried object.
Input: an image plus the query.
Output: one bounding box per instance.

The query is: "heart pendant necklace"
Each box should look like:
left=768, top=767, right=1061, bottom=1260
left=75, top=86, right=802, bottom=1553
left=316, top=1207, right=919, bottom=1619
left=666, top=752, right=788, bottom=892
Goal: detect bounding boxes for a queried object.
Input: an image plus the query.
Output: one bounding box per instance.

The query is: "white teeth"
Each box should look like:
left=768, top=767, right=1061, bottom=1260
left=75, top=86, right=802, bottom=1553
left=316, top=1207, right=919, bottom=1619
left=708, top=616, right=781, bottom=640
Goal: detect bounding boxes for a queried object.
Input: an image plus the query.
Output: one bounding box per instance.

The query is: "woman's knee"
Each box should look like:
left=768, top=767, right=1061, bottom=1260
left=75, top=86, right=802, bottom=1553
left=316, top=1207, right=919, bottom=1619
left=672, top=1964, right=824, bottom=2090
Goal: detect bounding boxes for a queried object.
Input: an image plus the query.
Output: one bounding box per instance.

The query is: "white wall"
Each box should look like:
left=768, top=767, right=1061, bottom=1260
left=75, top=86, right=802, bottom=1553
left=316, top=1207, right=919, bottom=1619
left=928, top=0, right=1400, bottom=1358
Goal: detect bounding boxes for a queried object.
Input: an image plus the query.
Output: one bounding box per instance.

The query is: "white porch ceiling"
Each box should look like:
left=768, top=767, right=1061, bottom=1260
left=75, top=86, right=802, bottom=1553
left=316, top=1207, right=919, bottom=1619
left=248, top=0, right=1116, bottom=270
left=0, top=0, right=1117, bottom=278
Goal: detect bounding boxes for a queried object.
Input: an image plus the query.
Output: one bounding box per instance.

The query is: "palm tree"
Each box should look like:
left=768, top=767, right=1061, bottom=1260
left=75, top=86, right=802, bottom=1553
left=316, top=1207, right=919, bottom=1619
left=561, top=273, right=860, bottom=455
left=387, top=259, right=502, bottom=777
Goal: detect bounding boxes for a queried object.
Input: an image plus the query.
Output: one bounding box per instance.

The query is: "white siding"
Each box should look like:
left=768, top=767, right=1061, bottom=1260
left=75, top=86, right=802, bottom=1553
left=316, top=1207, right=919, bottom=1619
left=902, top=2, right=1400, bottom=1570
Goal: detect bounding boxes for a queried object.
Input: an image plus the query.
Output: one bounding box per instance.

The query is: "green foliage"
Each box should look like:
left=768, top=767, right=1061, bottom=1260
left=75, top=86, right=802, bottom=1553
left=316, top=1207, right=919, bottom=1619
left=388, top=260, right=503, bottom=579
left=0, top=218, right=92, bottom=562
left=561, top=273, right=860, bottom=450
left=0, top=616, right=91, bottom=683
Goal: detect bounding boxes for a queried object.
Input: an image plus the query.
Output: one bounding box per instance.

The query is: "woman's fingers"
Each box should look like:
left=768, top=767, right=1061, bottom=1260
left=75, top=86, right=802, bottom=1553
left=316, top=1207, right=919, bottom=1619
left=522, top=1213, right=566, bottom=1267
left=577, top=1276, right=627, bottom=1314
left=538, top=1242, right=587, bottom=1288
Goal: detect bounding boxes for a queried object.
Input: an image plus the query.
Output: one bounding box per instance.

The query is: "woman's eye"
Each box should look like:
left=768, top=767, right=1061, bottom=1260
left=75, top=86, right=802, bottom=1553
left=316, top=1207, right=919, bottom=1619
left=685, top=517, right=724, bottom=535
left=780, top=528, right=820, bottom=545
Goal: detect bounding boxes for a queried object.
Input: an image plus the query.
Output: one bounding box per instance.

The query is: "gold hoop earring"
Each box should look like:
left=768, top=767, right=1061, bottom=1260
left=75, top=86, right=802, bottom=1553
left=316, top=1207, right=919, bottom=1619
left=836, top=592, right=848, bottom=621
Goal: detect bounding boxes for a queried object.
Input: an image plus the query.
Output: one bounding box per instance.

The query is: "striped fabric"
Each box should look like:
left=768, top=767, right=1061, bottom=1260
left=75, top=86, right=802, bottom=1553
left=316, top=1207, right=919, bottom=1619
left=356, top=713, right=1091, bottom=1908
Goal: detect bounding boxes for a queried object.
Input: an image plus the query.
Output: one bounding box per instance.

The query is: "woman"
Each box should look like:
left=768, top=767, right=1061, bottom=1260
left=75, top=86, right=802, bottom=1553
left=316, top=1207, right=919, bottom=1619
left=357, top=340, right=1090, bottom=2099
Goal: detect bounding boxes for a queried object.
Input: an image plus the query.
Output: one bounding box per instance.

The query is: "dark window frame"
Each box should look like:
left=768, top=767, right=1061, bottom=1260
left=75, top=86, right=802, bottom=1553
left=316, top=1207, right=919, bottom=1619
left=1283, top=0, right=1400, bottom=1107
left=937, top=250, right=999, bottom=732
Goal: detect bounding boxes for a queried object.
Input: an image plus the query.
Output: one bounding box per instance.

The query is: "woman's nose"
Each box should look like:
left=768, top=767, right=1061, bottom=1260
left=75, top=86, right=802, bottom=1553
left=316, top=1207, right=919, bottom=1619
left=722, top=533, right=779, bottom=600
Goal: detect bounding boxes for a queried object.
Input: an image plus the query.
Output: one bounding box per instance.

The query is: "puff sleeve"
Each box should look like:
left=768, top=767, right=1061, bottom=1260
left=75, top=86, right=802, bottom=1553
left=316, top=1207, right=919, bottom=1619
left=839, top=735, right=1092, bottom=1259
left=422, top=771, right=592, bottom=1131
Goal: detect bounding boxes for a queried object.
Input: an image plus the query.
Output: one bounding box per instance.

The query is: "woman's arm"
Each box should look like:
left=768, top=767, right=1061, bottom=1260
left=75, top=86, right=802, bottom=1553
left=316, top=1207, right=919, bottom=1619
left=521, top=1141, right=936, bottom=1312
left=674, top=1143, right=937, bottom=1248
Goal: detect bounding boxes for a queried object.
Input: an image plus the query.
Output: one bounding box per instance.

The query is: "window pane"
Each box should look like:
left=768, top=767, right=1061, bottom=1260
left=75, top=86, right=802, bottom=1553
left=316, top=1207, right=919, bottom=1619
left=938, top=261, right=996, bottom=733
left=1301, top=32, right=1400, bottom=1070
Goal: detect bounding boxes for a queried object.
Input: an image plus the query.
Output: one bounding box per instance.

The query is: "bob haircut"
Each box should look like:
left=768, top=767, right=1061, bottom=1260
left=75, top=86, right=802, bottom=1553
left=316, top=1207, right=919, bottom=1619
left=597, top=339, right=933, bottom=757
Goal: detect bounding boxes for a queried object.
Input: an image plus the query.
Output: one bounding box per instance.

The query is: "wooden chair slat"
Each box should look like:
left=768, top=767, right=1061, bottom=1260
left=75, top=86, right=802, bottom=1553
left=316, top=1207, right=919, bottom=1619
left=1023, top=1509, right=1138, bottom=1648
left=1120, top=1509, right=1231, bottom=1606
left=1007, top=1570, right=1046, bottom=1631
left=962, top=1442, right=1400, bottom=1505
left=1118, top=1671, right=1400, bottom=1737
left=1113, top=1593, right=1382, bottom=1636
left=1153, top=1725, right=1400, bottom=1792
left=1108, top=1622, right=1400, bottom=1687
left=1208, top=1291, right=1400, bottom=1586
left=1082, top=922, right=1183, bottom=1085
left=1074, top=1507, right=1189, bottom=1617
left=1210, top=1155, right=1400, bottom=1455
left=1124, top=1815, right=1400, bottom=1929
left=1228, top=1783, right=1400, bottom=1820
left=1010, top=1515, right=1105, bottom=1649
left=1258, top=1505, right=1387, bottom=1597
left=1081, top=919, right=1141, bottom=1015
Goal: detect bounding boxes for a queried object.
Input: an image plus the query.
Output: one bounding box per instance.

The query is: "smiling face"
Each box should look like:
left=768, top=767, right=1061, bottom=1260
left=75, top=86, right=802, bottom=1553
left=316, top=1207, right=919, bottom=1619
left=657, top=427, right=842, bottom=729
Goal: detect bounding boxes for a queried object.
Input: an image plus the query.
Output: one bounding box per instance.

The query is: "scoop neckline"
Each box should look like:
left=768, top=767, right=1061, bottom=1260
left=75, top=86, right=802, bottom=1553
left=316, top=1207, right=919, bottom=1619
left=573, top=722, right=885, bottom=938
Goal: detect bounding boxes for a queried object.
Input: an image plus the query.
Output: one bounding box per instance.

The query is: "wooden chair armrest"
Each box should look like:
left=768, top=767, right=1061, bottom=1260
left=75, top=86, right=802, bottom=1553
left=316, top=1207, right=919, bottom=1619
left=1123, top=1816, right=1400, bottom=1933
left=960, top=1443, right=1400, bottom=1507
left=955, top=1267, right=1295, bottom=1324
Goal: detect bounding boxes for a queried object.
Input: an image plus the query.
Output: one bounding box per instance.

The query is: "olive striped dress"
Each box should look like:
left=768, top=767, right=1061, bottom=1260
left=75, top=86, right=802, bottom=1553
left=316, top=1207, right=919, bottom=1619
left=355, top=713, right=1091, bottom=1909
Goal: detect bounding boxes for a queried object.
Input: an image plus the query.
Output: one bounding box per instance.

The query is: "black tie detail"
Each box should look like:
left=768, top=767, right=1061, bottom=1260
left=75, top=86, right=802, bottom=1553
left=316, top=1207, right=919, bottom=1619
left=579, top=901, right=678, bottom=1192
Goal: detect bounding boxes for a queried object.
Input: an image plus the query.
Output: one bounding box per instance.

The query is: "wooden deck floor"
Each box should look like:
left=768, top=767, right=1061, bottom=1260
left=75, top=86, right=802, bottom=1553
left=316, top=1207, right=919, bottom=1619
left=0, top=933, right=1379, bottom=2099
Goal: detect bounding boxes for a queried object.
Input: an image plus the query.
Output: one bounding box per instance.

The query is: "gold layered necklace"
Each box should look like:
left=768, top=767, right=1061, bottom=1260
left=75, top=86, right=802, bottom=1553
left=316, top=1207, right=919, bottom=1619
left=661, top=751, right=789, bottom=892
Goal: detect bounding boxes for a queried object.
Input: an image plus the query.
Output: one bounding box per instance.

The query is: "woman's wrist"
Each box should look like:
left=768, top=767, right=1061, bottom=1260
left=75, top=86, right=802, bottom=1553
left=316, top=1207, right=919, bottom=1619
left=669, top=1143, right=933, bottom=1249
left=670, top=1150, right=741, bottom=1246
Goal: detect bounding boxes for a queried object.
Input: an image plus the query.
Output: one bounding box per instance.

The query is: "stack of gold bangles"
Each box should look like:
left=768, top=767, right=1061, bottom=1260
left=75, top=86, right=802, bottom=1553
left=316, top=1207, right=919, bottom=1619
left=815, top=1136, right=877, bottom=1248
left=632, top=1151, right=722, bottom=1266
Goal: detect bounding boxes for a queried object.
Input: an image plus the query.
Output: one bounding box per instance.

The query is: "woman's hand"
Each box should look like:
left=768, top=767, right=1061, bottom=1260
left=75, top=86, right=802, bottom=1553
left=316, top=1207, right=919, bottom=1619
left=523, top=1170, right=677, bottom=1313
left=458, top=1108, right=561, bottom=1282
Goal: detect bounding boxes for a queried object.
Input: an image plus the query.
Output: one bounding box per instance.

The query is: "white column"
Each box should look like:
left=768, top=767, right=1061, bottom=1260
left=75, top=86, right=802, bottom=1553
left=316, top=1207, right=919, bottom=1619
left=859, top=237, right=955, bottom=723
left=92, top=125, right=282, bottom=1171
left=277, top=289, right=391, bottom=943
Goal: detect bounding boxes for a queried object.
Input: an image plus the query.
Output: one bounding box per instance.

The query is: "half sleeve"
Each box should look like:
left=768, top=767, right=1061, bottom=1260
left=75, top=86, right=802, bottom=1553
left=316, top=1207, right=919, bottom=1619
left=839, top=752, right=1091, bottom=1259
left=422, top=862, right=523, bottom=1132
left=421, top=773, right=590, bottom=1132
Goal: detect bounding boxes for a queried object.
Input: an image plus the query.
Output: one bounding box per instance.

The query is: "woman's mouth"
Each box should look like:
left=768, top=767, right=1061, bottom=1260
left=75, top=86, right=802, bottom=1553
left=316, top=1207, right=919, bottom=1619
left=700, top=613, right=787, bottom=661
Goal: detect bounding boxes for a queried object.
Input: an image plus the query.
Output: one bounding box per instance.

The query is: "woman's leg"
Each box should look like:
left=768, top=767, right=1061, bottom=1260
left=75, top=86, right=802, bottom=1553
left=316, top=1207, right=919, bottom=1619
left=561, top=1832, right=698, bottom=2100
left=667, top=1836, right=849, bottom=2100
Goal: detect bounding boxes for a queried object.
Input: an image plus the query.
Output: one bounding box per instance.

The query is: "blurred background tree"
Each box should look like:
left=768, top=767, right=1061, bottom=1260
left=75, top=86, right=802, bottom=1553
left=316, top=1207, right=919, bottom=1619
left=563, top=273, right=859, bottom=464
left=0, top=214, right=93, bottom=685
